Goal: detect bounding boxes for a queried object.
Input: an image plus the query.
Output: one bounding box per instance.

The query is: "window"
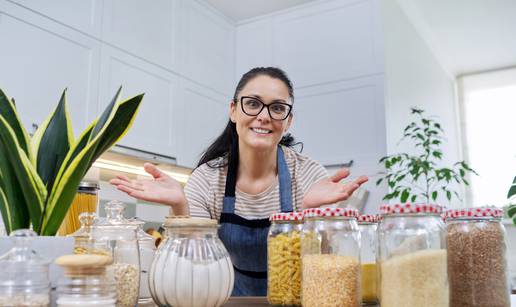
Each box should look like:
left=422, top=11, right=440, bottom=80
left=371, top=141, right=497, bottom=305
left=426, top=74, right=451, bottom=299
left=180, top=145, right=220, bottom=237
left=459, top=68, right=516, bottom=207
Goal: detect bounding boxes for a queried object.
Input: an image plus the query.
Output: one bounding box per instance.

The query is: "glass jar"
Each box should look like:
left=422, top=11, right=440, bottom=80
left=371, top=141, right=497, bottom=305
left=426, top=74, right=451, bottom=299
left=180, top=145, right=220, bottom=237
left=0, top=229, right=50, bottom=307
left=129, top=217, right=156, bottom=305
left=267, top=212, right=303, bottom=306
left=301, top=207, right=361, bottom=307
left=357, top=214, right=379, bottom=305
left=55, top=254, right=116, bottom=307
left=446, top=207, right=510, bottom=307
left=378, top=203, right=448, bottom=307
left=149, top=216, right=234, bottom=307
left=58, top=182, right=100, bottom=236
left=69, top=212, right=97, bottom=254
left=92, top=201, right=139, bottom=307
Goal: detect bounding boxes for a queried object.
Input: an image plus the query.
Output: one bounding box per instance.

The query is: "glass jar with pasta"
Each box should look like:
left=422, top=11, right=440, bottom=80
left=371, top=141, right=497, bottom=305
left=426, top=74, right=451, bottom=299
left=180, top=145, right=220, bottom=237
left=301, top=207, right=361, bottom=307
left=267, top=212, right=303, bottom=306
left=58, top=182, right=99, bottom=236
left=357, top=214, right=379, bottom=305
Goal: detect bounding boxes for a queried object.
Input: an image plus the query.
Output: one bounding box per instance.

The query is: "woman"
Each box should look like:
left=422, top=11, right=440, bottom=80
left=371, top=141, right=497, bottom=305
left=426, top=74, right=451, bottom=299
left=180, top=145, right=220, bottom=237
left=111, top=67, right=368, bottom=296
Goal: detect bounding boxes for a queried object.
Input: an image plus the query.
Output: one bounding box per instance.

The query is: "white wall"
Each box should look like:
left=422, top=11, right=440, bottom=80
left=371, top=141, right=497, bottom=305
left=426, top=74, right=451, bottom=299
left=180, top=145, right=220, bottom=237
left=382, top=0, right=463, bottom=206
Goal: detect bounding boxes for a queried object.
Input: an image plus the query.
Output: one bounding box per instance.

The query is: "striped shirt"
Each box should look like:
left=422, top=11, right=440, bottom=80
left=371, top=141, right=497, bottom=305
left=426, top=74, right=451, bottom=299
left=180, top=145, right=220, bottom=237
left=185, top=146, right=328, bottom=220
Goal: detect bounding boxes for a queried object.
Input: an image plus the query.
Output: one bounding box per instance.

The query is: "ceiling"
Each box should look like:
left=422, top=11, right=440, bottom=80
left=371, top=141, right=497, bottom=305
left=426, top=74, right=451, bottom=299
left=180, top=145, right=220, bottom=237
left=205, top=0, right=315, bottom=22
left=398, top=0, right=516, bottom=76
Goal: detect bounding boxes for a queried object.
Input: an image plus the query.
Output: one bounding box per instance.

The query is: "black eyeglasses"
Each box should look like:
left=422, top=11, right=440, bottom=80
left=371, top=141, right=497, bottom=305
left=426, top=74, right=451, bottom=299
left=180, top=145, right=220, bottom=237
left=238, top=96, right=292, bottom=121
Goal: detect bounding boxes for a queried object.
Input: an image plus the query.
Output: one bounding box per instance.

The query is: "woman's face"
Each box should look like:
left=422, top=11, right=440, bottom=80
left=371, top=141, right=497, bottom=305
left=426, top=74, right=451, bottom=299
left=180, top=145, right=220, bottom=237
left=230, top=75, right=293, bottom=152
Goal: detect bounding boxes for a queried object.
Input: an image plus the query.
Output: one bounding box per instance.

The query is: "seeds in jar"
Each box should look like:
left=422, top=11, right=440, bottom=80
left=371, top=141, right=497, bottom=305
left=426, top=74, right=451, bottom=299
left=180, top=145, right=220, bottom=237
left=301, top=254, right=360, bottom=307
left=447, top=221, right=510, bottom=307
left=380, top=249, right=448, bottom=307
left=267, top=231, right=301, bottom=306
left=0, top=294, right=49, bottom=307
left=361, top=263, right=377, bottom=303
left=111, top=263, right=139, bottom=307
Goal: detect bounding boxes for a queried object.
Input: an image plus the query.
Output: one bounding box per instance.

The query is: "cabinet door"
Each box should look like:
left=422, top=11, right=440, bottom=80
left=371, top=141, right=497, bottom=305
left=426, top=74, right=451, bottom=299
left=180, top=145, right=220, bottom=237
left=101, top=0, right=178, bottom=70
left=97, top=44, right=178, bottom=158
left=177, top=0, right=235, bottom=95
left=0, top=2, right=100, bottom=135
left=175, top=78, right=229, bottom=168
left=8, top=0, right=103, bottom=37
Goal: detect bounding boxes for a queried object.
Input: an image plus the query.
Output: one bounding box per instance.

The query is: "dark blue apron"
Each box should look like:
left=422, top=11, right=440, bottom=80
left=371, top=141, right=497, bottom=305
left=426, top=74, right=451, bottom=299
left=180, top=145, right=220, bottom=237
left=218, top=144, right=293, bottom=296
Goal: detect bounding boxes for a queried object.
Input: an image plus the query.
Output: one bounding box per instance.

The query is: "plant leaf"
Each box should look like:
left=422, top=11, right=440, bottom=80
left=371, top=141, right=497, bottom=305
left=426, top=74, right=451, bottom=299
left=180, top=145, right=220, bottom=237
left=90, top=86, right=122, bottom=141
left=0, top=115, right=46, bottom=231
left=31, top=90, right=74, bottom=194
left=432, top=191, right=438, bottom=201
left=41, top=93, right=143, bottom=235
left=0, top=88, right=31, bottom=158
left=401, top=189, right=410, bottom=203
left=508, top=176, right=516, bottom=199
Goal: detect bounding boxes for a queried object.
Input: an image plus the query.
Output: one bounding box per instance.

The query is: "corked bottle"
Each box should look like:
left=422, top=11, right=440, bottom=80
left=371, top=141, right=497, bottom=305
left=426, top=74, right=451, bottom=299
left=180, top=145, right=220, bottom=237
left=446, top=207, right=510, bottom=307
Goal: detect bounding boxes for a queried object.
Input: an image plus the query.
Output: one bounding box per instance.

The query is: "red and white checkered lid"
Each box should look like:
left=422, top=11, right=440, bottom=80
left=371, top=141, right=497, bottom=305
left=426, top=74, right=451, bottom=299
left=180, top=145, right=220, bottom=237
left=357, top=214, right=380, bottom=223
left=303, top=207, right=358, bottom=218
left=380, top=203, right=444, bottom=215
left=445, top=207, right=503, bottom=220
left=269, top=211, right=304, bottom=221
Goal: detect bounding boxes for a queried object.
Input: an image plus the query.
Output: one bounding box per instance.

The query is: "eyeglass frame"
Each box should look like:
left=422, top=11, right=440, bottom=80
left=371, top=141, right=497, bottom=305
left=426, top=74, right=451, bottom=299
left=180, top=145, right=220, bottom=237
left=236, top=96, right=293, bottom=121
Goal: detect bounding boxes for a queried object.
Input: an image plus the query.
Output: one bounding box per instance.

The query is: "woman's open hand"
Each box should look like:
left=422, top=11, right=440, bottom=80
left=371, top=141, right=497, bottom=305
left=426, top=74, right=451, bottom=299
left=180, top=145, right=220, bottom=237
left=110, top=163, right=188, bottom=211
left=302, top=168, right=368, bottom=209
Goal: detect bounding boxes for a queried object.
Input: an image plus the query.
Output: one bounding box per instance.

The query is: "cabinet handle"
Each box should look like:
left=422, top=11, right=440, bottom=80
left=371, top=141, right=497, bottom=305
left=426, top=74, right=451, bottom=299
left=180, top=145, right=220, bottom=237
left=324, top=160, right=353, bottom=168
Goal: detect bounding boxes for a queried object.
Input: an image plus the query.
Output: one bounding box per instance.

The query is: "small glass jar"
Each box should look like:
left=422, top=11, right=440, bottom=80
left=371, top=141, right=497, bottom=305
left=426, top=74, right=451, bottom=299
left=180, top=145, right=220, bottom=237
left=55, top=254, right=116, bottom=307
left=92, top=201, right=139, bottom=307
left=69, top=212, right=97, bottom=254
left=446, top=207, right=510, bottom=307
left=357, top=214, right=379, bottom=305
left=0, top=229, right=50, bottom=307
left=267, top=212, right=303, bottom=306
left=129, top=218, right=156, bottom=305
left=378, top=203, right=448, bottom=307
left=58, top=182, right=100, bottom=236
left=149, top=216, right=234, bottom=307
left=301, top=207, right=361, bottom=307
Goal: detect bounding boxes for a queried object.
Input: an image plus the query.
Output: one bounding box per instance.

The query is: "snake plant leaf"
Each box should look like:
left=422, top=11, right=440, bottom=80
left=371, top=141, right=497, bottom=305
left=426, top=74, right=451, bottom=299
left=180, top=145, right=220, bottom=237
left=90, top=86, right=122, bottom=141
left=41, top=93, right=143, bottom=235
left=0, top=115, right=46, bottom=231
left=0, top=146, right=30, bottom=234
left=507, top=176, right=516, bottom=199
left=508, top=205, right=516, bottom=225
left=0, top=88, right=31, bottom=158
left=31, top=90, right=74, bottom=194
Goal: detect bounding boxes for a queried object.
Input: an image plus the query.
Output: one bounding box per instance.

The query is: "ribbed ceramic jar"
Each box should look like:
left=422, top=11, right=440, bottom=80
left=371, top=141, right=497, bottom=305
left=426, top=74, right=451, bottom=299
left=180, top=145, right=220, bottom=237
left=149, top=216, right=234, bottom=307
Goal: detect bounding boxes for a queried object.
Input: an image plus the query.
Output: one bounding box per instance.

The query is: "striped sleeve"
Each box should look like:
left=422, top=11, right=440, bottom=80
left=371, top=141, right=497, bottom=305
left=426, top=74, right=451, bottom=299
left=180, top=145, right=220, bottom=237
left=184, top=165, right=212, bottom=219
left=297, top=155, right=328, bottom=195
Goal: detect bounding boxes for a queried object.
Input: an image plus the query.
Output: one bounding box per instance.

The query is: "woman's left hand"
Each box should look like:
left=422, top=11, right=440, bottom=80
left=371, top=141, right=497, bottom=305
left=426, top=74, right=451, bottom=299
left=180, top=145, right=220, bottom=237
left=302, top=168, right=368, bottom=209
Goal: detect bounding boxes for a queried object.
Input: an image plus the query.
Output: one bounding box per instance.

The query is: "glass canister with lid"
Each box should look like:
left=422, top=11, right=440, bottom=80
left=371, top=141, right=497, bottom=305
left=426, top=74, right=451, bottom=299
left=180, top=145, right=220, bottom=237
left=58, top=182, right=100, bottom=236
left=69, top=212, right=97, bottom=254
left=445, top=207, right=510, bottom=307
left=128, top=217, right=156, bottom=305
left=267, top=211, right=303, bottom=306
left=149, top=216, right=234, bottom=307
left=357, top=214, right=379, bottom=305
left=91, top=201, right=139, bottom=307
left=55, top=254, right=116, bottom=307
left=378, top=203, right=448, bottom=307
left=301, top=207, right=361, bottom=307
left=0, top=229, right=50, bottom=307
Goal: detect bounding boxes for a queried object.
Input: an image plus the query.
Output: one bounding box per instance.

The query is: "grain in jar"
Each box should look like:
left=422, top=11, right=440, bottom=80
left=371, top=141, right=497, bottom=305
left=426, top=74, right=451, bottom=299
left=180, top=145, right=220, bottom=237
left=267, top=212, right=303, bottom=306
left=301, top=207, right=361, bottom=307
left=357, top=214, right=379, bottom=305
left=378, top=203, right=449, bottom=307
left=446, top=207, right=510, bottom=307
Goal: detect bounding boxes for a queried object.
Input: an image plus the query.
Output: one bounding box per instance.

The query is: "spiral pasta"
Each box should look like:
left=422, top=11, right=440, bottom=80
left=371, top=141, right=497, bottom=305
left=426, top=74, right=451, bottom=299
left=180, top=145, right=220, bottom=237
left=267, top=231, right=302, bottom=306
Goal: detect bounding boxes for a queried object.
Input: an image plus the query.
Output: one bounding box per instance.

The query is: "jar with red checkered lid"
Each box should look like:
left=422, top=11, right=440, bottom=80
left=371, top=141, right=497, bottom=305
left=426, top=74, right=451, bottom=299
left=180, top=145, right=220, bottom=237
left=357, top=214, right=380, bottom=305
left=267, top=212, right=303, bottom=306
left=300, top=207, right=360, bottom=307
left=378, top=203, right=448, bottom=307
left=445, top=207, right=510, bottom=307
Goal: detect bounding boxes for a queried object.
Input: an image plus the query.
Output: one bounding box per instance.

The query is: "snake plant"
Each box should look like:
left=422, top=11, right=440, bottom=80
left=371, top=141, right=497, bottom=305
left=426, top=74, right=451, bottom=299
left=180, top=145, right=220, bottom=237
left=507, top=176, right=516, bottom=225
left=0, top=87, right=143, bottom=235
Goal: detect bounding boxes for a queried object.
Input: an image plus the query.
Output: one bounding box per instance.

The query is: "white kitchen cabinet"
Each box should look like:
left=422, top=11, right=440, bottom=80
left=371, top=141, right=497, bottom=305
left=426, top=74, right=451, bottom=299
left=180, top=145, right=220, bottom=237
left=174, top=78, right=229, bottom=168
left=0, top=1, right=101, bottom=135
left=235, top=18, right=274, bottom=78
left=101, top=0, right=178, bottom=70
left=97, top=44, right=179, bottom=158
left=176, top=0, right=235, bottom=95
left=8, top=0, right=103, bottom=37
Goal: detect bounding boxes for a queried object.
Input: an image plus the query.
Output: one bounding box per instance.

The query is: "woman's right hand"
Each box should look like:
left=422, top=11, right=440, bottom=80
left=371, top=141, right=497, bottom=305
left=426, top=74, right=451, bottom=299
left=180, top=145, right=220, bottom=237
left=109, top=163, right=188, bottom=214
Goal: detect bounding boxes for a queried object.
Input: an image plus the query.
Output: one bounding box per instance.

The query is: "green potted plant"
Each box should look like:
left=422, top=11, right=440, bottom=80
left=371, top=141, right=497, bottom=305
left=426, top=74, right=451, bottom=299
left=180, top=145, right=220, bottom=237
left=376, top=108, right=477, bottom=204
left=0, top=87, right=143, bottom=235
